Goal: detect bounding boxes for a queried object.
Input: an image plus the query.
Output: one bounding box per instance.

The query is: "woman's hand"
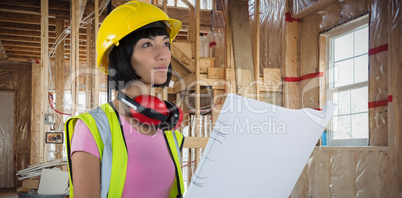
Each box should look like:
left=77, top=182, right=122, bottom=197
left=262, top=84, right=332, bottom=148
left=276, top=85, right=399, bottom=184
left=71, top=151, right=101, bottom=198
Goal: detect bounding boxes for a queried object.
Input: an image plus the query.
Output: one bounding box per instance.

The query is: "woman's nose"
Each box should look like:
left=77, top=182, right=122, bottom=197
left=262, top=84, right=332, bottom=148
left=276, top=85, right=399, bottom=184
left=156, top=46, right=170, bottom=62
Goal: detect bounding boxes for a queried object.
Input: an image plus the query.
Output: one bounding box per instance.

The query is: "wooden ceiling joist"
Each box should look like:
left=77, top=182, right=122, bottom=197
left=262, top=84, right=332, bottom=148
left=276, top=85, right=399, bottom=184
left=0, top=35, right=87, bottom=45
left=0, top=12, right=57, bottom=26
left=0, top=28, right=87, bottom=40
left=0, top=21, right=88, bottom=35
left=0, top=41, right=86, bottom=49
left=0, top=4, right=69, bottom=19
left=3, top=46, right=87, bottom=53
left=0, top=0, right=70, bottom=12
left=0, top=21, right=57, bottom=32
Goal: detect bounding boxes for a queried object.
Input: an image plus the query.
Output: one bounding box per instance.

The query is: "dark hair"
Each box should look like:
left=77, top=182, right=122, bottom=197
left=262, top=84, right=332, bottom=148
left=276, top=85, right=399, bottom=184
left=108, top=22, right=172, bottom=90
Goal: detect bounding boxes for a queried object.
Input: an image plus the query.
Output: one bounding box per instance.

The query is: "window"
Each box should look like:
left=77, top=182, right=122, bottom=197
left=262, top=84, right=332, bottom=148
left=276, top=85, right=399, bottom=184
left=325, top=16, right=369, bottom=146
left=168, top=0, right=213, bottom=10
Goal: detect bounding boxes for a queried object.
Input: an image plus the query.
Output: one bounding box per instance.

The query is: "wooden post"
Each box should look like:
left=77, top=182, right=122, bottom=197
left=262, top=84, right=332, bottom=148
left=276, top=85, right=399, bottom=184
left=86, top=22, right=93, bottom=111
left=40, top=0, right=49, bottom=162
left=55, top=18, right=65, bottom=159
left=283, top=21, right=299, bottom=109
left=162, top=0, right=167, bottom=12
left=225, top=0, right=236, bottom=95
left=92, top=0, right=99, bottom=107
left=253, top=0, right=260, bottom=100
left=162, top=0, right=168, bottom=100
left=71, top=0, right=80, bottom=116
left=387, top=1, right=402, bottom=196
left=194, top=0, right=201, bottom=168
left=228, top=0, right=256, bottom=99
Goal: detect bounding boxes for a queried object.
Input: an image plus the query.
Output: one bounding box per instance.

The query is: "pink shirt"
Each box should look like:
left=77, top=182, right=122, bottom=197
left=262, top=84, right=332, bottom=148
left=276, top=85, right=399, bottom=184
left=71, top=115, right=175, bottom=198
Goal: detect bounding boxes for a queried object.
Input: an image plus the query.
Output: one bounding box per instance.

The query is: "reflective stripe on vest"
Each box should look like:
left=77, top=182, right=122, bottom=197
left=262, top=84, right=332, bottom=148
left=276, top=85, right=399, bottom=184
left=65, top=103, right=184, bottom=198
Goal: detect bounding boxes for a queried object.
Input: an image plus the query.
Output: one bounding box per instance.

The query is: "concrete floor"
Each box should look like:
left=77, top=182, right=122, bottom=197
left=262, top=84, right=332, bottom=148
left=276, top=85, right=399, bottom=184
left=0, top=189, right=18, bottom=198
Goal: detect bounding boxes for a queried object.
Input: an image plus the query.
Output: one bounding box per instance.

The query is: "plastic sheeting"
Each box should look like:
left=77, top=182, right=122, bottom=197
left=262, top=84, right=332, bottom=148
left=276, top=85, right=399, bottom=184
left=249, top=0, right=286, bottom=74
left=290, top=147, right=387, bottom=197
left=295, top=0, right=391, bottom=145
left=0, top=91, right=15, bottom=188
left=0, top=61, right=32, bottom=188
left=290, top=0, right=400, bottom=196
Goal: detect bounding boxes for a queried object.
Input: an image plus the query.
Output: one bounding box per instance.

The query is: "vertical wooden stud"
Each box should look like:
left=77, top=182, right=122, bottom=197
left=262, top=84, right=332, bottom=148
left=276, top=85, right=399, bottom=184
left=162, top=0, right=168, bottom=100
left=283, top=21, right=299, bottom=109
left=387, top=1, right=402, bottom=196
left=40, top=0, right=49, bottom=163
left=228, top=0, right=256, bottom=99
left=93, top=0, right=99, bottom=108
left=86, top=23, right=93, bottom=111
left=55, top=18, right=65, bottom=159
left=194, top=0, right=201, bottom=168
left=71, top=0, right=80, bottom=116
left=253, top=0, right=260, bottom=100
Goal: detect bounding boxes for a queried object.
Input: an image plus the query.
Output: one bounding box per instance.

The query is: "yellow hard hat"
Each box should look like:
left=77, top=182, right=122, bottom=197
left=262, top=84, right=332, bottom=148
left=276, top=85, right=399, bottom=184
left=96, top=1, right=182, bottom=74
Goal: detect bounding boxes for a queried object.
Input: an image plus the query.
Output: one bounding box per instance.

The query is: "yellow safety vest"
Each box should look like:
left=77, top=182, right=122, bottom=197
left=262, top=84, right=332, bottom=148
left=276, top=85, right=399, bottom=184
left=65, top=103, right=185, bottom=198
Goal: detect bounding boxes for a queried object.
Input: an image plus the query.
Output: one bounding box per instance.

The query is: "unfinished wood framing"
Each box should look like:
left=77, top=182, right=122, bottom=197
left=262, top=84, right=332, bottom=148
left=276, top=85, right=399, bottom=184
left=283, top=21, right=299, bottom=109
left=228, top=0, right=256, bottom=99
left=92, top=0, right=99, bottom=108
left=85, top=22, right=93, bottom=111
left=39, top=0, right=49, bottom=163
left=54, top=18, right=65, bottom=160
left=253, top=0, right=260, bottom=100
left=2, top=0, right=401, bottom=196
left=387, top=0, right=401, bottom=195
left=70, top=0, right=80, bottom=116
left=194, top=0, right=201, bottom=169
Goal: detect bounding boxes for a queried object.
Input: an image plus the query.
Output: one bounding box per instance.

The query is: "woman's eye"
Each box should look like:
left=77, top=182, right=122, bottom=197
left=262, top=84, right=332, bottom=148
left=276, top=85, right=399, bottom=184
left=142, top=42, right=152, bottom=47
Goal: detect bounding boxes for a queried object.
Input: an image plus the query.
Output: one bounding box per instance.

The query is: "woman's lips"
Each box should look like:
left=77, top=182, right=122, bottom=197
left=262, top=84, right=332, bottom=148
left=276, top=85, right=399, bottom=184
left=153, top=66, right=168, bottom=71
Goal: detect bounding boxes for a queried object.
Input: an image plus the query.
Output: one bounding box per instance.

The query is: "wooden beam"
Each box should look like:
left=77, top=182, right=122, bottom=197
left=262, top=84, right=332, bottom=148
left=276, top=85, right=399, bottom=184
left=0, top=41, right=5, bottom=59
left=1, top=41, right=86, bottom=49
left=0, top=4, right=69, bottom=19
left=224, top=0, right=236, bottom=95
left=194, top=0, right=201, bottom=168
left=71, top=0, right=80, bottom=116
left=292, top=0, right=337, bottom=19
left=171, top=56, right=191, bottom=81
left=54, top=18, right=65, bottom=160
left=0, top=21, right=56, bottom=32
left=0, top=0, right=70, bottom=11
left=79, top=0, right=88, bottom=23
left=253, top=0, right=260, bottom=100
left=0, top=35, right=87, bottom=45
left=0, top=28, right=87, bottom=40
left=40, top=0, right=49, bottom=163
left=171, top=42, right=195, bottom=72
left=387, top=1, right=402, bottom=196
left=92, top=0, right=99, bottom=108
left=182, top=137, right=209, bottom=148
left=0, top=11, right=57, bottom=25
left=162, top=0, right=168, bottom=100
left=85, top=22, right=93, bottom=111
left=283, top=21, right=299, bottom=109
left=181, top=0, right=195, bottom=9
left=228, top=0, right=256, bottom=99
left=0, top=21, right=88, bottom=34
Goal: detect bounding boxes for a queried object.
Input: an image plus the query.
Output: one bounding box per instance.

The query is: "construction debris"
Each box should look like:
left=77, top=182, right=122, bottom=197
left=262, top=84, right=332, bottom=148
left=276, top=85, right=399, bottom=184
left=16, top=159, right=67, bottom=181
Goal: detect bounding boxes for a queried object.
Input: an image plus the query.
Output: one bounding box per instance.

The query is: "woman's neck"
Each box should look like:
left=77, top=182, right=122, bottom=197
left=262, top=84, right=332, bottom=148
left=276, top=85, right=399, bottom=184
left=112, top=82, right=159, bottom=135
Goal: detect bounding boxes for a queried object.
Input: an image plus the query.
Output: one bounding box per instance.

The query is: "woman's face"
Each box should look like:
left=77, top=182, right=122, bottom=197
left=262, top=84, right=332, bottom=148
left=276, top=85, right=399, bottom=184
left=130, top=35, right=171, bottom=86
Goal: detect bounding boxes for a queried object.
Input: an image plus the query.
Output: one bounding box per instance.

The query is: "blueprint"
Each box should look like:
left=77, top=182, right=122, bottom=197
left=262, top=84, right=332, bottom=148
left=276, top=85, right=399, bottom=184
left=185, top=93, right=336, bottom=198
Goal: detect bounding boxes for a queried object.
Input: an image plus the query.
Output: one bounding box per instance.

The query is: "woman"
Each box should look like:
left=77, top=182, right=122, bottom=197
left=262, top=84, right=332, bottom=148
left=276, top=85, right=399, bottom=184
left=65, top=1, right=185, bottom=197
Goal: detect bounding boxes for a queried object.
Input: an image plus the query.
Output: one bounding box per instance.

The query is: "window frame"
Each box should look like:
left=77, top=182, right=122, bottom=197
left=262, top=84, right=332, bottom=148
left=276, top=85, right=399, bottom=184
left=323, top=15, right=369, bottom=146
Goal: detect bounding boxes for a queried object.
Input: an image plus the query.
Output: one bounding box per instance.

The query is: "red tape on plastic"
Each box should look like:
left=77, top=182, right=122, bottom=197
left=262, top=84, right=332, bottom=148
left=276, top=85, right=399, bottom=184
left=283, top=72, right=324, bottom=82
left=285, top=12, right=301, bottom=23
left=368, top=95, right=393, bottom=108
left=368, top=44, right=388, bottom=55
